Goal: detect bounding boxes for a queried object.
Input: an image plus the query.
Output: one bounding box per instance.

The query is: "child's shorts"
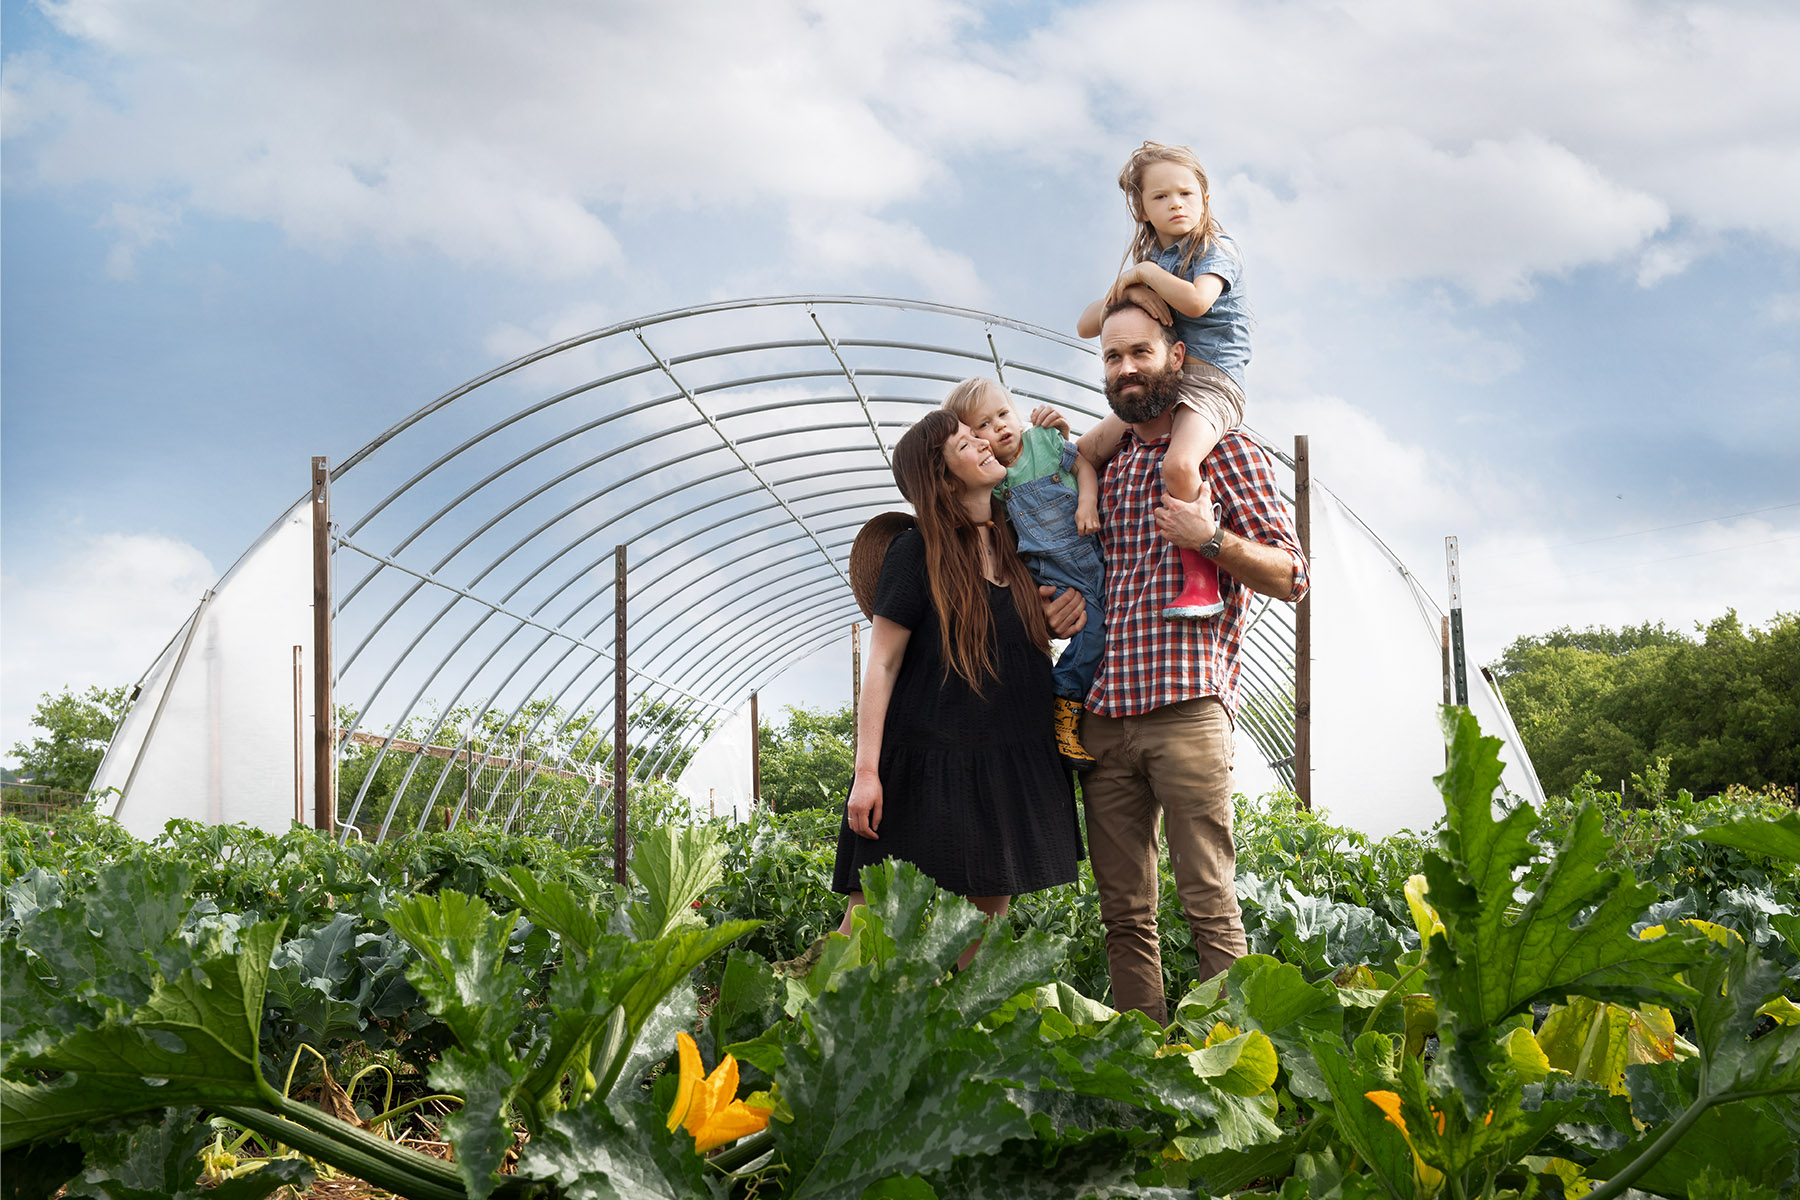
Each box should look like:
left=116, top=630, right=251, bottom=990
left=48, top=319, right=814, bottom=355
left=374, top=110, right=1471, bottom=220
left=1174, top=358, right=1246, bottom=436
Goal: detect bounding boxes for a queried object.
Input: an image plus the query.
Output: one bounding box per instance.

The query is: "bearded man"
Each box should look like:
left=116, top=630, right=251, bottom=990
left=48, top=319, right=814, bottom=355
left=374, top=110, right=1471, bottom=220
left=1074, top=299, right=1309, bottom=1025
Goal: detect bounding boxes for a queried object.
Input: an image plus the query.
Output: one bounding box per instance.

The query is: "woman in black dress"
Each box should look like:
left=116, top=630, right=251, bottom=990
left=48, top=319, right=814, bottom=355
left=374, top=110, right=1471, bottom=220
left=834, top=408, right=1083, bottom=964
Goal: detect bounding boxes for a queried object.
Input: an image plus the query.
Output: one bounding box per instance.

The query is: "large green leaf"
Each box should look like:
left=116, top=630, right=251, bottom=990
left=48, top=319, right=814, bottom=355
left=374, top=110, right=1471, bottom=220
left=386, top=890, right=527, bottom=1056
left=1696, top=812, right=1800, bottom=864
left=1, top=923, right=283, bottom=1148
left=1420, top=708, right=1708, bottom=1105
left=1584, top=937, right=1800, bottom=1199
left=859, top=859, right=990, bottom=976
left=488, top=866, right=605, bottom=963
left=627, top=824, right=726, bottom=943
left=517, top=1102, right=717, bottom=1200
left=1598, top=1094, right=1799, bottom=1199
left=923, top=1128, right=1190, bottom=1199
left=1308, top=1033, right=1425, bottom=1200
left=432, top=1050, right=532, bottom=1200
left=1175, top=954, right=1343, bottom=1102
left=63, top=1107, right=313, bottom=1200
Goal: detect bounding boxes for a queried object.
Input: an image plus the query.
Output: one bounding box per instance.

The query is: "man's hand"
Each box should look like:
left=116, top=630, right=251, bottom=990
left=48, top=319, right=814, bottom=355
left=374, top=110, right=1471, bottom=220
left=1040, top=584, right=1086, bottom=637
left=1154, top=479, right=1221, bottom=548
left=1030, top=404, right=1071, bottom=436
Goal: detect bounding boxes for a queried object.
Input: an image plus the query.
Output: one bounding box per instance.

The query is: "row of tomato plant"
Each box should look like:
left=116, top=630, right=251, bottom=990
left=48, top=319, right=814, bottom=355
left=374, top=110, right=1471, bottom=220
left=3, top=710, right=1798, bottom=1198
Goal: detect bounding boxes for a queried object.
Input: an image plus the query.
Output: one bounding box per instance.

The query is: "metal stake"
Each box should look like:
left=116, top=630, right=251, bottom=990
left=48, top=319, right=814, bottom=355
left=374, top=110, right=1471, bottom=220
left=1445, top=537, right=1468, bottom=706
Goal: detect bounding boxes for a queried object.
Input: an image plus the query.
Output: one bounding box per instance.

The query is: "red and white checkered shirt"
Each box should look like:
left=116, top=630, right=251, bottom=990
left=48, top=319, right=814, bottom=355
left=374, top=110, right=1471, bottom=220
left=1086, top=429, right=1309, bottom=719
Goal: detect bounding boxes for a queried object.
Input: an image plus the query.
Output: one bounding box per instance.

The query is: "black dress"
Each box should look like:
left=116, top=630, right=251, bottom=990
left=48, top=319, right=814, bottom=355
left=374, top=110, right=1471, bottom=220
left=833, top=529, right=1083, bottom=897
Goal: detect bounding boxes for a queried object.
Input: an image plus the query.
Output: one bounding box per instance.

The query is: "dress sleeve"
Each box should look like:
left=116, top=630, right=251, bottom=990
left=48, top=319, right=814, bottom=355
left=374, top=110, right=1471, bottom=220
left=873, top=529, right=930, bottom=629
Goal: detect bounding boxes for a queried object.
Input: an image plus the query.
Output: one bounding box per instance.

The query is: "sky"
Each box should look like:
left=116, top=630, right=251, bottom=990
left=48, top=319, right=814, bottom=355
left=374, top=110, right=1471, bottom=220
left=3, top=0, right=1798, bottom=765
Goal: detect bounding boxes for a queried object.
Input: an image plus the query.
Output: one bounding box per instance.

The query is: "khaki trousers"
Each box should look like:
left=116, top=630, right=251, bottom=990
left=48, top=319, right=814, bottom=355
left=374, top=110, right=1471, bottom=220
left=1081, top=696, right=1245, bottom=1025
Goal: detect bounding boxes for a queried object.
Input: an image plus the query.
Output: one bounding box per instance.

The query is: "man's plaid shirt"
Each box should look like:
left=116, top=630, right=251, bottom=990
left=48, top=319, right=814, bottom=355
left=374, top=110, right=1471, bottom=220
left=1086, top=429, right=1309, bottom=719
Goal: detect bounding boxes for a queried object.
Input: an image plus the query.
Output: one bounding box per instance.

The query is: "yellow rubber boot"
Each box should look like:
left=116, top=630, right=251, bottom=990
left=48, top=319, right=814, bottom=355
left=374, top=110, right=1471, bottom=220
left=1053, top=697, right=1095, bottom=771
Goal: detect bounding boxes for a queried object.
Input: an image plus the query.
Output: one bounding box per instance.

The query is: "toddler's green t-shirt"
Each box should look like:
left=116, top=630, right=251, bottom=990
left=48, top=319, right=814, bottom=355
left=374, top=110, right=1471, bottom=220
left=998, top=425, right=1074, bottom=494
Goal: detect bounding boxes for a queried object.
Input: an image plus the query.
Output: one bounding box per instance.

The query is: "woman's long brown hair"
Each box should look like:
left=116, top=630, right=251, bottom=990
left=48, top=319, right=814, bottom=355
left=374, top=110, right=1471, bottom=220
left=892, top=409, right=1051, bottom=695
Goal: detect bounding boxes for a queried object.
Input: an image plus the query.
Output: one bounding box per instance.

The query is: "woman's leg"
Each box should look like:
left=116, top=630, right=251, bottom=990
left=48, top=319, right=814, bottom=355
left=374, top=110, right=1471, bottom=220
left=837, top=890, right=866, bottom=935
left=957, top=895, right=1011, bottom=970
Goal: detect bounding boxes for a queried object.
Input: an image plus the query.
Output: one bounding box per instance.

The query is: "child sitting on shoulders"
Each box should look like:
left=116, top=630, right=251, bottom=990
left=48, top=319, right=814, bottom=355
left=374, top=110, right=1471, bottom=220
left=1077, top=140, right=1252, bottom=621
left=943, top=377, right=1104, bottom=770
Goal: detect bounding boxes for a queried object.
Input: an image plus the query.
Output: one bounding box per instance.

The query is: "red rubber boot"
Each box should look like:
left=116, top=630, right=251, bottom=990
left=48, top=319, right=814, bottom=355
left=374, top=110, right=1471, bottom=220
left=1163, top=547, right=1225, bottom=619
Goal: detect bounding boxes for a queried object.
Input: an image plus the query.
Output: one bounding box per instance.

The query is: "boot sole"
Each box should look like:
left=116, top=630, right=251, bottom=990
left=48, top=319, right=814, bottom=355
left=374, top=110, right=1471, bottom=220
left=1162, top=603, right=1224, bottom=619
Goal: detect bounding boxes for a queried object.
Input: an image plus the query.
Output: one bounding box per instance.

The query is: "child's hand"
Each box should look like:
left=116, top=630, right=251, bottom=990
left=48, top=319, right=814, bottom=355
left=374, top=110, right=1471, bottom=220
left=1122, top=283, right=1173, bottom=325
left=1077, top=500, right=1101, bottom=536
left=1030, top=404, right=1071, bottom=436
left=1103, top=264, right=1143, bottom=306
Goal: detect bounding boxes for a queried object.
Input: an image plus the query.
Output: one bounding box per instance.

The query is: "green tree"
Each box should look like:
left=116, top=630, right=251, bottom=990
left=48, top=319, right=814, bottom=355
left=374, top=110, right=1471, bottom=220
left=759, top=704, right=855, bottom=814
left=1491, top=610, right=1800, bottom=798
left=8, top=685, right=132, bottom=794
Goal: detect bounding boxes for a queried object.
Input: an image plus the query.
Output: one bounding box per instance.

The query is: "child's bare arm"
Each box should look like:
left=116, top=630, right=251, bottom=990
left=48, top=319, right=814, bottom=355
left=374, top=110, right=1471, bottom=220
left=1110, top=262, right=1224, bottom=319
left=1077, top=284, right=1172, bottom=337
left=1073, top=452, right=1101, bottom=536
left=1077, top=413, right=1129, bottom=472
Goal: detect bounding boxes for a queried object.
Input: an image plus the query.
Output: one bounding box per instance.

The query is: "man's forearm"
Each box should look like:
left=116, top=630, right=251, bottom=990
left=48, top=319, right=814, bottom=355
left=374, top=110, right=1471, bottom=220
left=1214, top=532, right=1300, bottom=601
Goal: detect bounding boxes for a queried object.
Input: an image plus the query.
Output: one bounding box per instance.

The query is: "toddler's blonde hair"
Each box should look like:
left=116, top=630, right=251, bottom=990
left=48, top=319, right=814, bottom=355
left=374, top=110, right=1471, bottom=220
left=942, top=376, right=1007, bottom=424
left=1118, top=141, right=1225, bottom=278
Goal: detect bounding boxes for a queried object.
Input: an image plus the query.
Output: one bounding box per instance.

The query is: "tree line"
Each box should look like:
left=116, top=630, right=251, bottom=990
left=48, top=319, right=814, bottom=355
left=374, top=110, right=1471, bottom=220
left=1489, top=609, right=1798, bottom=800
left=13, top=608, right=1794, bottom=810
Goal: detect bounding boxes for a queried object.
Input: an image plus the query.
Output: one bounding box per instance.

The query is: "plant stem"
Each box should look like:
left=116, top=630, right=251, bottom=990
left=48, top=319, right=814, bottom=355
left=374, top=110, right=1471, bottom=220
left=707, top=1127, right=775, bottom=1173
left=1582, top=1091, right=1719, bottom=1200
left=1360, top=962, right=1426, bottom=1038
left=215, top=1104, right=468, bottom=1200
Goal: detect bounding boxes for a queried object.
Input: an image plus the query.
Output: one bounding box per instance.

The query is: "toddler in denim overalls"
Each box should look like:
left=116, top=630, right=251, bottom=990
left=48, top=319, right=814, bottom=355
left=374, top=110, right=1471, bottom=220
left=945, top=378, right=1104, bottom=769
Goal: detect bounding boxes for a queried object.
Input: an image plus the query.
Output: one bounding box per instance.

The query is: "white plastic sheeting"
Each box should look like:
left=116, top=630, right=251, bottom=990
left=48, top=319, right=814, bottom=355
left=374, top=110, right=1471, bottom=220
left=93, top=500, right=317, bottom=839
left=88, top=297, right=1546, bottom=845
left=674, top=700, right=755, bottom=822
left=1307, top=482, right=1543, bottom=839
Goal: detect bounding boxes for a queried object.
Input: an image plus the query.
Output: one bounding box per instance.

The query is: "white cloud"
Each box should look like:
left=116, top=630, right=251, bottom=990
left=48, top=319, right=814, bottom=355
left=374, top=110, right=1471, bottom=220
left=99, top=199, right=178, bottom=278
left=1, top=532, right=216, bottom=762
left=9, top=0, right=1795, bottom=302
left=1230, top=132, right=1668, bottom=302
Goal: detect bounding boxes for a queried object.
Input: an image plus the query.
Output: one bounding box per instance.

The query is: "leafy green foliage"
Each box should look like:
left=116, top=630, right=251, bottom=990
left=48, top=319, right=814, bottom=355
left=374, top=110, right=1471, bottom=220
left=1419, top=708, right=1710, bottom=1107
left=5, top=708, right=1797, bottom=1198
left=1492, top=610, right=1800, bottom=797
left=757, top=704, right=855, bottom=814
left=6, top=685, right=130, bottom=795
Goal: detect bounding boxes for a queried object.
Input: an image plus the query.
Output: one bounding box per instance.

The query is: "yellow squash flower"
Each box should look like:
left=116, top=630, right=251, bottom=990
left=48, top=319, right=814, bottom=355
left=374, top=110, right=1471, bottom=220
left=665, top=1031, right=773, bottom=1153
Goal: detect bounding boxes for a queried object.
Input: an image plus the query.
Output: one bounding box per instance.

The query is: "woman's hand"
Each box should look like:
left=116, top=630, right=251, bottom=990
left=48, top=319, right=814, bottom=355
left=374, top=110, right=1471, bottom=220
left=1030, top=404, right=1071, bottom=436
left=1040, top=584, right=1086, bottom=637
left=846, top=772, right=882, bottom=839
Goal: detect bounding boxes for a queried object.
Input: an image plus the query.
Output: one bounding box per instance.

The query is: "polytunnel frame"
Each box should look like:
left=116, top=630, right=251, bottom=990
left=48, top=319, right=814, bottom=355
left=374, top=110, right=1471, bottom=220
left=275, top=295, right=1304, bottom=844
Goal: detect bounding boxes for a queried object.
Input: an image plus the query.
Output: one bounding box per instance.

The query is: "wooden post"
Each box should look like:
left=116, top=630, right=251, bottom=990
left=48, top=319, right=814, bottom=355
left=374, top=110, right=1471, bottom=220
left=1293, top=435, right=1312, bottom=811
left=293, top=645, right=305, bottom=826
left=851, top=622, right=862, bottom=759
left=311, top=457, right=335, bottom=835
left=1445, top=537, right=1468, bottom=706
left=750, top=689, right=762, bottom=805
left=613, top=545, right=628, bottom=887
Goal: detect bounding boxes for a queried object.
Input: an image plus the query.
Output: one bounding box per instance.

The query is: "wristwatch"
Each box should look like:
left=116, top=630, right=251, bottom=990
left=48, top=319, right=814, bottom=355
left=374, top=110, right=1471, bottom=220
left=1198, top=504, right=1225, bottom=559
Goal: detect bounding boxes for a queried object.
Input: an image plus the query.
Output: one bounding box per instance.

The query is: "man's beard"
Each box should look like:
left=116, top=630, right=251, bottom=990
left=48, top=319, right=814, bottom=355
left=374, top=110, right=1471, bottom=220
left=1105, top=359, right=1184, bottom=424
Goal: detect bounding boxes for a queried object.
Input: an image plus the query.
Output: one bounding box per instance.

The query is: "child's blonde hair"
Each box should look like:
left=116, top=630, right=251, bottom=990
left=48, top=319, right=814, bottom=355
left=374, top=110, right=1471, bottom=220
left=942, top=376, right=1007, bottom=424
left=1118, top=141, right=1225, bottom=278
